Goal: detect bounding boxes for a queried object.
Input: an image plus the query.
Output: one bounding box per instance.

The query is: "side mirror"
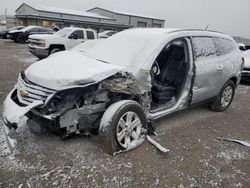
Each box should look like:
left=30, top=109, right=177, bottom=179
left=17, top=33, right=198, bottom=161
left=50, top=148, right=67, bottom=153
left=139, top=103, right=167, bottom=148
left=69, top=33, right=78, bottom=39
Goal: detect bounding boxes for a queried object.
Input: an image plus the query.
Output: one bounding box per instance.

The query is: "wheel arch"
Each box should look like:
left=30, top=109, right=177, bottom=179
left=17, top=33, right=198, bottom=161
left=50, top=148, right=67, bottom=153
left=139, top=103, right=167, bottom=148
left=49, top=44, right=65, bottom=53
left=229, top=76, right=237, bottom=86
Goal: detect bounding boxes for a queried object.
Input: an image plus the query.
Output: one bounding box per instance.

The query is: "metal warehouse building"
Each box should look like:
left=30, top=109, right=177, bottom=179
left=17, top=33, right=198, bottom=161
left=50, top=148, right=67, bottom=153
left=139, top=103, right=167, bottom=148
left=11, top=3, right=165, bottom=31
left=14, top=3, right=129, bottom=31
left=87, top=7, right=165, bottom=28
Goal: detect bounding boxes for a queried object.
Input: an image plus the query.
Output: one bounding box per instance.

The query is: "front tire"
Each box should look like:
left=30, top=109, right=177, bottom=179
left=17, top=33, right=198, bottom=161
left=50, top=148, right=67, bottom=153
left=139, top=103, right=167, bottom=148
left=50, top=48, right=62, bottom=55
left=99, top=100, right=147, bottom=155
left=209, top=80, right=235, bottom=112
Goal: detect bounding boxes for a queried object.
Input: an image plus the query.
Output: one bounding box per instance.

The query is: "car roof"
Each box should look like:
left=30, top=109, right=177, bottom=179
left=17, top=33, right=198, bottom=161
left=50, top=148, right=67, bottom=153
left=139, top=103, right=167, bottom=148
left=20, top=25, right=46, bottom=32
left=63, top=27, right=95, bottom=32
left=128, top=28, right=232, bottom=40
left=84, top=28, right=233, bottom=75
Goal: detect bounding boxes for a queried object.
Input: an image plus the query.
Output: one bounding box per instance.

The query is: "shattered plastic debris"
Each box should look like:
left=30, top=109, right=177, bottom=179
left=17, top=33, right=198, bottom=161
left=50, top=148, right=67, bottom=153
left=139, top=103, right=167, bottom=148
left=217, top=138, right=250, bottom=147
left=3, top=125, right=17, bottom=152
left=146, top=135, right=170, bottom=153
left=113, top=134, right=170, bottom=155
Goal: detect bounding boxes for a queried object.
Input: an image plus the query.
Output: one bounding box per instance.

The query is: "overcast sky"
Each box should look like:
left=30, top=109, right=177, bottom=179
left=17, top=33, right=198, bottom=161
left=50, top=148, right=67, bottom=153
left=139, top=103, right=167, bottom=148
left=1, top=0, right=250, bottom=38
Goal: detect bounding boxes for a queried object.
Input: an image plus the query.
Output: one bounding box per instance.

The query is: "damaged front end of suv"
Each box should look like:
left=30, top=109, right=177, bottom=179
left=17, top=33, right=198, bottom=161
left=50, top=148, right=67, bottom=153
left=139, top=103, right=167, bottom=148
left=2, top=69, right=151, bottom=139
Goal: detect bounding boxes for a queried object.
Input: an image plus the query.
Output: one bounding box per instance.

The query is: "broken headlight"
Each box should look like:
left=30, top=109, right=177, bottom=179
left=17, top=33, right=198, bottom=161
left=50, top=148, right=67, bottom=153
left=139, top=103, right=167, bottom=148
left=46, top=94, right=63, bottom=114
left=44, top=86, right=97, bottom=115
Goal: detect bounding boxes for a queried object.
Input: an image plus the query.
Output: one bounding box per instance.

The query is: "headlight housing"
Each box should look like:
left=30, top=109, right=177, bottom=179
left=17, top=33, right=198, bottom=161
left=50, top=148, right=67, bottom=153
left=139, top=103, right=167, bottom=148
left=43, top=85, right=97, bottom=115
left=40, top=39, right=46, bottom=47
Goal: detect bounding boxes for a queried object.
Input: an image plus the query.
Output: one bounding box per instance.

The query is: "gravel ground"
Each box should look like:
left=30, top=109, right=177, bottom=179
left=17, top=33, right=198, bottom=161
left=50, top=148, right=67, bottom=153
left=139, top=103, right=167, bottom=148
left=0, top=39, right=250, bottom=188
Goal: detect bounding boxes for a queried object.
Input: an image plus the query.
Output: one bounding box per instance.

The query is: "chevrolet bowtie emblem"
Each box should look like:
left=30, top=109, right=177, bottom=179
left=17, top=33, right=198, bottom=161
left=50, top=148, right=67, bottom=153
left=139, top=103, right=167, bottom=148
left=20, top=89, right=29, bottom=97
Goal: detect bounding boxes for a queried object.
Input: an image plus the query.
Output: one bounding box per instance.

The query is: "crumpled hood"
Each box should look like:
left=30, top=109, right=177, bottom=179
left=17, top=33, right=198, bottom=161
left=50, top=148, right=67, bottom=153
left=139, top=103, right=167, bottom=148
left=25, top=51, right=124, bottom=90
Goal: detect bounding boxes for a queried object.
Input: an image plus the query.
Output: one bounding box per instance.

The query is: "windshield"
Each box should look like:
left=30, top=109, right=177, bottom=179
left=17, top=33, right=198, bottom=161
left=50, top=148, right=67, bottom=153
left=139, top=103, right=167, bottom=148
left=84, top=29, right=173, bottom=73
left=8, top=27, right=17, bottom=31
left=54, top=28, right=73, bottom=37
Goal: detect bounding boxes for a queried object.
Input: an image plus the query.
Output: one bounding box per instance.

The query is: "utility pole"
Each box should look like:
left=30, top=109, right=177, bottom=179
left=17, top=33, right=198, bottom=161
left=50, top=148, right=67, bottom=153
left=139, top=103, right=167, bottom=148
left=205, top=24, right=209, bottom=31
left=5, top=8, right=7, bottom=28
left=5, top=8, right=7, bottom=21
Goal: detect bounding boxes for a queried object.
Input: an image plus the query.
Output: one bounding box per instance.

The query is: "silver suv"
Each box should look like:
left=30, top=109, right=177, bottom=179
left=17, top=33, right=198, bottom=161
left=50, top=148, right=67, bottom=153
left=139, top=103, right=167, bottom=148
left=2, top=28, right=243, bottom=154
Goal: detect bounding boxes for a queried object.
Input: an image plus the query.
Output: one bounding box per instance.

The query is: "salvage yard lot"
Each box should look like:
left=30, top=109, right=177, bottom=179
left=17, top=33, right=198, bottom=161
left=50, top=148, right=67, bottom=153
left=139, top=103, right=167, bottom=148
left=0, top=39, right=250, bottom=187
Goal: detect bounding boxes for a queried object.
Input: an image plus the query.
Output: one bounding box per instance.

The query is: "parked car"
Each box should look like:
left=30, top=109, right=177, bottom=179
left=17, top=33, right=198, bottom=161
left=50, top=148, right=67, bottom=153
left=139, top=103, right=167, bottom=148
left=0, top=20, right=7, bottom=25
left=2, top=28, right=243, bottom=154
left=0, top=26, right=25, bottom=39
left=245, top=45, right=250, bottom=51
left=28, top=27, right=97, bottom=59
left=98, top=30, right=117, bottom=39
left=242, top=50, right=250, bottom=81
left=9, top=26, right=53, bottom=43
left=239, top=43, right=246, bottom=51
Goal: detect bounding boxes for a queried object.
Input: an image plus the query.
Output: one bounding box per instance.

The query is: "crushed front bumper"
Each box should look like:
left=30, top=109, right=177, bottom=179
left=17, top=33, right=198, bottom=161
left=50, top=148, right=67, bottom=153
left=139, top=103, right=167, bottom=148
left=2, top=87, right=43, bottom=129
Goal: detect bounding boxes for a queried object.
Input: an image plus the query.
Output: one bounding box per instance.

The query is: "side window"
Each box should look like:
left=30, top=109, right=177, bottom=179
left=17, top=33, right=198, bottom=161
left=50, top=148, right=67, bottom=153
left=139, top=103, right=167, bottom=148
left=213, top=38, right=236, bottom=56
left=72, top=30, right=84, bottom=39
left=86, top=31, right=95, bottom=39
left=192, top=37, right=216, bottom=61
left=38, top=28, right=48, bottom=32
left=29, top=28, right=38, bottom=33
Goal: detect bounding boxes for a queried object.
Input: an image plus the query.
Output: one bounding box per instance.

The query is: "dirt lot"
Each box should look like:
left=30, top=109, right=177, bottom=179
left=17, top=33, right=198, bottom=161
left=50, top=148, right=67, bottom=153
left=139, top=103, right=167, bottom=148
left=0, top=39, right=249, bottom=188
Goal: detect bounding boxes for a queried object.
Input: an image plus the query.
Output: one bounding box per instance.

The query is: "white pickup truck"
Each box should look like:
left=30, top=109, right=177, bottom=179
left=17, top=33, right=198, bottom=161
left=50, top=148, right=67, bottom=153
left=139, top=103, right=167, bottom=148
left=28, top=27, right=97, bottom=59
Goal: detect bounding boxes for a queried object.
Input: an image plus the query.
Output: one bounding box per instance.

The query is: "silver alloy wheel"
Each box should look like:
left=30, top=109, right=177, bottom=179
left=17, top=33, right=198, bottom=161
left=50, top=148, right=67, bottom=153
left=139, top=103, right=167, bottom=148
left=221, top=85, right=233, bottom=107
left=116, top=111, right=142, bottom=149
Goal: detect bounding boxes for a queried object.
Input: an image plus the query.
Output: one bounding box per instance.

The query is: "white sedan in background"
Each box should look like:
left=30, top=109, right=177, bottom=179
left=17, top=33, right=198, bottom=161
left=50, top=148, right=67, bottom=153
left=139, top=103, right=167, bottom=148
left=98, top=30, right=116, bottom=38
left=242, top=50, right=250, bottom=81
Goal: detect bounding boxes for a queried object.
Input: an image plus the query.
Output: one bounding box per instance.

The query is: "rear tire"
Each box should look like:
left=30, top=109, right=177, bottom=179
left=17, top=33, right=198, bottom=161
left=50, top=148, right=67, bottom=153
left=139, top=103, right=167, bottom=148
left=50, top=48, right=62, bottom=55
left=209, top=80, right=235, bottom=112
left=99, top=100, right=147, bottom=155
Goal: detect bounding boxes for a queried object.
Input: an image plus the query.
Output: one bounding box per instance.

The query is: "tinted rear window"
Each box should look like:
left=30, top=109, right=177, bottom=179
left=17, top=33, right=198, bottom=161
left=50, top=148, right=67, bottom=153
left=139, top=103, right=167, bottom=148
left=192, top=37, right=216, bottom=61
left=38, top=28, right=49, bottom=32
left=29, top=28, right=38, bottom=32
left=86, top=31, right=95, bottom=39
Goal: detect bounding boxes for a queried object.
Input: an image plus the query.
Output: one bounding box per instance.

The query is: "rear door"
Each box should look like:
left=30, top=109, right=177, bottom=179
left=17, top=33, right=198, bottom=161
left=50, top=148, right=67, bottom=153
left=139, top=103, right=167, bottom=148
left=191, top=36, right=223, bottom=104
left=85, top=30, right=96, bottom=40
left=213, top=37, right=240, bottom=86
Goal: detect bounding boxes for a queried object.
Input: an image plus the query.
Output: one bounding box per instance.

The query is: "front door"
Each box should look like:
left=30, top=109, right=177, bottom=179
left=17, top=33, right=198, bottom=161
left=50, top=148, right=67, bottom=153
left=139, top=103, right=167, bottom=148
left=67, top=30, right=85, bottom=49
